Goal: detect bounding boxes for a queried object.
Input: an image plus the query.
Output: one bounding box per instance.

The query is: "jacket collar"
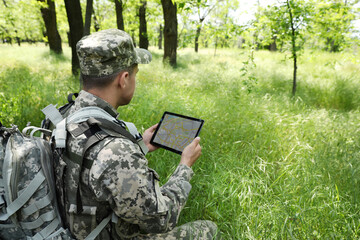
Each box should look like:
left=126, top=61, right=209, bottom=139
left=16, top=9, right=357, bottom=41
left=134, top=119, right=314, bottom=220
left=71, top=90, right=119, bottom=119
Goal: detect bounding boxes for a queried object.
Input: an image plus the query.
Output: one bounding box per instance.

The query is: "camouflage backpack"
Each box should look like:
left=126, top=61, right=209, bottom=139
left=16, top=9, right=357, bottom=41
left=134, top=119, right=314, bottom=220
left=0, top=121, right=74, bottom=239
left=0, top=94, right=148, bottom=240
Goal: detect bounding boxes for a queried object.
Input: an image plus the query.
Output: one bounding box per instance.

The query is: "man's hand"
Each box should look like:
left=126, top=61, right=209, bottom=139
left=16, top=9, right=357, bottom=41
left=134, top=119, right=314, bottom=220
left=180, top=137, right=202, bottom=168
left=142, top=123, right=159, bottom=152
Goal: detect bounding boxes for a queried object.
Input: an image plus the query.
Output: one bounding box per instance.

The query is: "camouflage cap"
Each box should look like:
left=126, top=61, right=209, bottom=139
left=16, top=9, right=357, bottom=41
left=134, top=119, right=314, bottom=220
left=76, top=29, right=152, bottom=77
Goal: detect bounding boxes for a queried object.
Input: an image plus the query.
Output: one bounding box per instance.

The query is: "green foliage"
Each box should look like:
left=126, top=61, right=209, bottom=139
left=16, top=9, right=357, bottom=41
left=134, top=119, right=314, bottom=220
left=0, top=0, right=44, bottom=43
left=254, top=0, right=314, bottom=53
left=240, top=46, right=258, bottom=93
left=252, top=0, right=360, bottom=52
left=1, top=0, right=359, bottom=52
left=311, top=0, right=358, bottom=52
left=0, top=45, right=78, bottom=128
left=1, top=44, right=360, bottom=239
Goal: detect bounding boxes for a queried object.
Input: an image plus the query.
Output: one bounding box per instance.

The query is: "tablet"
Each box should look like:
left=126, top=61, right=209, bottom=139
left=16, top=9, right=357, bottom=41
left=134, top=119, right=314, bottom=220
left=150, top=112, right=204, bottom=155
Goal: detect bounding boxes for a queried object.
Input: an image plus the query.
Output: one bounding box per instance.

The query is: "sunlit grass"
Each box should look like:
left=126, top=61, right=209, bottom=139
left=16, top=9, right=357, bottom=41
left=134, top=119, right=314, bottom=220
left=1, top=44, right=360, bottom=239
left=0, top=44, right=78, bottom=127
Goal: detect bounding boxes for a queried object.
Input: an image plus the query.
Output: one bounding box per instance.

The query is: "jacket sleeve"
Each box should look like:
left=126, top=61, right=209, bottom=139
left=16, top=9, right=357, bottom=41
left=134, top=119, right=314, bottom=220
left=88, top=137, right=194, bottom=234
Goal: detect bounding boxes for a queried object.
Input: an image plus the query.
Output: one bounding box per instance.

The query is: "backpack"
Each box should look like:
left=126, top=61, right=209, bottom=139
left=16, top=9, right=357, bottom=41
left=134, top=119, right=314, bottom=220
left=0, top=123, right=73, bottom=239
left=0, top=94, right=148, bottom=240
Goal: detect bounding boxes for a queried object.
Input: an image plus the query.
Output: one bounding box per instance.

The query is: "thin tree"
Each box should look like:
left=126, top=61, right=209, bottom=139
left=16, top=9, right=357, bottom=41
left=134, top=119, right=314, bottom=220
left=83, top=0, right=93, bottom=36
left=161, top=0, right=177, bottom=66
left=64, top=0, right=84, bottom=75
left=158, top=24, right=162, bottom=49
left=93, top=9, right=100, bottom=32
left=258, top=0, right=312, bottom=95
left=115, top=0, right=125, bottom=30
left=194, top=0, right=218, bottom=52
left=139, top=0, right=149, bottom=49
left=286, top=0, right=298, bottom=96
left=38, top=0, right=62, bottom=54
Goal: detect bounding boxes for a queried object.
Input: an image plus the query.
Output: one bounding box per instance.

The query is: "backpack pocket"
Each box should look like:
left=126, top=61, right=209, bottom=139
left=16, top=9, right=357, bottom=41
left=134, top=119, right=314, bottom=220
left=68, top=204, right=97, bottom=239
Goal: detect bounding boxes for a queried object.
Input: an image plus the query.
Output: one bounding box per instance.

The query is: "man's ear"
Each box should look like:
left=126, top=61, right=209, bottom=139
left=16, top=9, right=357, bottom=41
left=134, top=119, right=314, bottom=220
left=117, top=71, right=129, bottom=89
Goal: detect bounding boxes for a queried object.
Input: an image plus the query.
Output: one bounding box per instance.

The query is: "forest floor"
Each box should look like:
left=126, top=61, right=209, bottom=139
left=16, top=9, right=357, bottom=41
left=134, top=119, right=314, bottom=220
left=1, top=44, right=360, bottom=239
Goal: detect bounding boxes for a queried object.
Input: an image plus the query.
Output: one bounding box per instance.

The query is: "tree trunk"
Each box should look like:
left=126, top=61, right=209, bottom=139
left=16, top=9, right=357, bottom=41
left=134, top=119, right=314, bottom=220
left=64, top=0, right=83, bottom=75
left=269, top=37, right=277, bottom=51
left=115, top=0, right=125, bottom=31
left=286, top=0, right=297, bottom=96
left=139, top=0, right=148, bottom=49
left=194, top=25, right=201, bottom=53
left=158, top=24, right=162, bottom=49
left=161, top=0, right=177, bottom=66
left=39, top=0, right=62, bottom=54
left=326, top=37, right=340, bottom=52
left=83, top=0, right=93, bottom=36
left=292, top=53, right=297, bottom=96
left=214, top=37, right=218, bottom=56
left=92, top=10, right=100, bottom=32
left=131, top=30, right=136, bottom=47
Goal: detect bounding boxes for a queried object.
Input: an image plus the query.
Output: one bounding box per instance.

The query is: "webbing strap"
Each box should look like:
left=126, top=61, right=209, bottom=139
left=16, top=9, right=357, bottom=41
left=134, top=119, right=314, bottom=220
left=137, top=139, right=149, bottom=155
left=84, top=214, right=112, bottom=240
left=83, top=131, right=108, bottom=157
left=67, top=107, right=116, bottom=124
left=42, top=104, right=149, bottom=154
left=87, top=118, right=137, bottom=143
left=44, top=227, right=69, bottom=240
left=0, top=223, right=16, bottom=228
left=123, top=121, right=141, bottom=139
left=21, top=191, right=52, bottom=217
left=20, top=209, right=56, bottom=230
left=0, top=171, right=46, bottom=221
left=41, top=104, right=64, bottom=126
left=31, top=218, right=60, bottom=240
left=0, top=195, right=4, bottom=205
left=88, top=118, right=149, bottom=155
left=54, top=119, right=67, bottom=148
left=67, top=107, right=143, bottom=142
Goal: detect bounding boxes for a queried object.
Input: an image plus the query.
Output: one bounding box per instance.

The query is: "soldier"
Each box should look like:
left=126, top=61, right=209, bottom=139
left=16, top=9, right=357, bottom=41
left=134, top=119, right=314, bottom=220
left=60, top=28, right=220, bottom=239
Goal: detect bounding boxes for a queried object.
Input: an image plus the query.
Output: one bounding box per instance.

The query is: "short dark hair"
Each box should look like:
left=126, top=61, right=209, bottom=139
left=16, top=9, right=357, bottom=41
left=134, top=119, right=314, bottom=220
left=81, top=64, right=137, bottom=90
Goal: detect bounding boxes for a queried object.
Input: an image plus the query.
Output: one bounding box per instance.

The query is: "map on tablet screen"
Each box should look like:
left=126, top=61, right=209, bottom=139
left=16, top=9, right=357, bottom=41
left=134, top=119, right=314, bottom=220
left=150, top=112, right=204, bottom=154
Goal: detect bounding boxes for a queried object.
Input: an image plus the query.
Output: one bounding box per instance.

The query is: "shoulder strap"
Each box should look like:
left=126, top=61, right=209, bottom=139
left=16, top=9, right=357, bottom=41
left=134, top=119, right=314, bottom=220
left=87, top=118, right=148, bottom=155
left=42, top=105, right=149, bottom=155
left=66, top=107, right=116, bottom=124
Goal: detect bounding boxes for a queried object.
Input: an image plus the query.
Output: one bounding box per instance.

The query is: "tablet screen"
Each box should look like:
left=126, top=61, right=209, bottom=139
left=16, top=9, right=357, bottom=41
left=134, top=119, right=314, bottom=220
left=150, top=112, right=204, bottom=154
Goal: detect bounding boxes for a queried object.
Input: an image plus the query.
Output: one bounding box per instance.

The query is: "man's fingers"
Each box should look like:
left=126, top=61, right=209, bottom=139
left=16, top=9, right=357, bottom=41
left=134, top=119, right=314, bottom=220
left=145, top=124, right=158, bottom=134
left=150, top=123, right=158, bottom=131
left=192, top=137, right=201, bottom=146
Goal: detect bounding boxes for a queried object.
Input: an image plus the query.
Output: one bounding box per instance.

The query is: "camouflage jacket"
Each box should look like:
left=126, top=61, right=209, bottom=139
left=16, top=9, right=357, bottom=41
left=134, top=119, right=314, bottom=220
left=61, top=90, right=194, bottom=239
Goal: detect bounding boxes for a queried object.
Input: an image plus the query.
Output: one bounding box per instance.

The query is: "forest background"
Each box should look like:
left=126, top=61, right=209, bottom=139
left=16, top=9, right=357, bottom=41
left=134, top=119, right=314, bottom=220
left=1, top=0, right=360, bottom=239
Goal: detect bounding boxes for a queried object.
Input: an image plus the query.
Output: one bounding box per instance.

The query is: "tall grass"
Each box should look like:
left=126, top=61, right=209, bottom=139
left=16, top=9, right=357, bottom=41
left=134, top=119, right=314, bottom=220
left=0, top=44, right=78, bottom=127
left=1, top=44, right=360, bottom=239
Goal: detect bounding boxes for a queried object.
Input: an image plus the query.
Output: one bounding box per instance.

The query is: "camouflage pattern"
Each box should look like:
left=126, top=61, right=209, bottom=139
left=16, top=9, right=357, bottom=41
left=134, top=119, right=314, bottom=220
left=76, top=29, right=152, bottom=77
left=0, top=127, right=71, bottom=239
left=61, top=90, right=220, bottom=239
